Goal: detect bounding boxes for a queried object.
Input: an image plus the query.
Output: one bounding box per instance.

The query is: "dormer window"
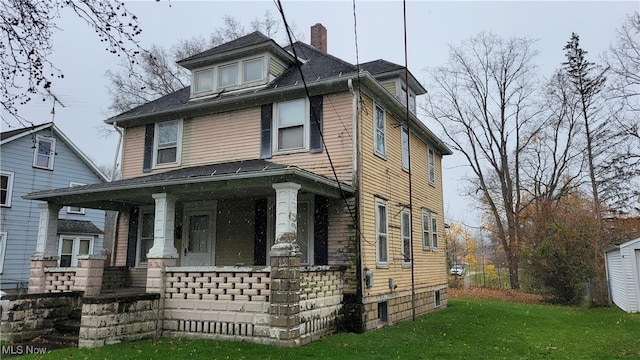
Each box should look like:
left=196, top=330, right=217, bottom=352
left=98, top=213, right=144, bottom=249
left=218, top=63, right=238, bottom=87
left=194, top=69, right=214, bottom=93
left=190, top=56, right=266, bottom=98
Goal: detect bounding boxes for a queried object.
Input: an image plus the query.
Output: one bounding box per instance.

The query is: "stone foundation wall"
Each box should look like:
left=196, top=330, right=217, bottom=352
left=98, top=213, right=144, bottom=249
left=79, top=293, right=160, bottom=348
left=363, top=286, right=448, bottom=330
left=0, top=292, right=83, bottom=342
left=102, top=267, right=130, bottom=291
left=299, top=267, right=345, bottom=344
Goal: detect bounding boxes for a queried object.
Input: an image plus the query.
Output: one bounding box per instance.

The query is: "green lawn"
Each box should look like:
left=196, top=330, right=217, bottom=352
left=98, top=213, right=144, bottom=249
left=9, top=299, right=640, bottom=359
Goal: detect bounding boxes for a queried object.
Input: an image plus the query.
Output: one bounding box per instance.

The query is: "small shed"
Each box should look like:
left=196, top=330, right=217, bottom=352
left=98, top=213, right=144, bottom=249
left=604, top=237, right=640, bottom=313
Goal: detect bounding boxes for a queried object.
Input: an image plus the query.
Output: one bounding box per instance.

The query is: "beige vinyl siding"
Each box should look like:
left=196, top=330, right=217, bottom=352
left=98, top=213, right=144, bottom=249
left=182, top=108, right=261, bottom=166
left=269, top=58, right=286, bottom=78
left=121, top=126, right=146, bottom=180
left=382, top=81, right=396, bottom=97
left=270, top=92, right=354, bottom=184
left=114, top=212, right=130, bottom=266
left=359, top=94, right=447, bottom=296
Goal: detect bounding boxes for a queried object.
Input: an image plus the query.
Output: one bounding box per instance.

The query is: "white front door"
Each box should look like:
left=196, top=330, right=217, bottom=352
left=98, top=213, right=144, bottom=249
left=182, top=209, right=215, bottom=266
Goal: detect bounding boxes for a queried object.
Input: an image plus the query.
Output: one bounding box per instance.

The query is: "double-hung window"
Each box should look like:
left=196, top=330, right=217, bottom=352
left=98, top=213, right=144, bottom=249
left=1, top=171, right=14, bottom=207
left=155, top=120, right=181, bottom=166
left=374, top=104, right=386, bottom=157
left=0, top=232, right=6, bottom=273
left=58, top=236, right=92, bottom=267
left=137, top=211, right=155, bottom=265
left=428, top=148, right=436, bottom=185
left=275, top=99, right=307, bottom=151
left=401, top=210, right=411, bottom=266
left=66, top=182, right=86, bottom=214
left=375, top=198, right=388, bottom=267
left=422, top=209, right=430, bottom=249
left=431, top=213, right=439, bottom=250
left=401, top=127, right=409, bottom=171
left=33, top=135, right=56, bottom=170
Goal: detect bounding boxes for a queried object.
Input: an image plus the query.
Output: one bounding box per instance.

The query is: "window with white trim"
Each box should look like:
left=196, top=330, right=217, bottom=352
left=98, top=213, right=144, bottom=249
left=243, top=58, right=264, bottom=83
left=137, top=210, right=155, bottom=266
left=194, top=68, right=214, bottom=93
left=33, top=135, right=56, bottom=170
left=422, top=209, right=430, bottom=250
left=58, top=235, right=93, bottom=267
left=374, top=104, right=386, bottom=157
left=401, top=127, right=409, bottom=171
left=0, top=232, right=6, bottom=273
left=274, top=98, right=308, bottom=152
left=428, top=148, right=436, bottom=185
left=218, top=63, right=238, bottom=88
left=375, top=198, right=388, bottom=266
left=431, top=213, right=439, bottom=250
left=191, top=56, right=265, bottom=96
left=154, top=120, right=182, bottom=166
left=401, top=210, right=411, bottom=266
left=1, top=171, right=14, bottom=207
left=66, top=182, right=86, bottom=214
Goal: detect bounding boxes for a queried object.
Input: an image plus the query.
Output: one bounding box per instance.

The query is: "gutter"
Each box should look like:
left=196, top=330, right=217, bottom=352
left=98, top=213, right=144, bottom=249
left=23, top=167, right=355, bottom=200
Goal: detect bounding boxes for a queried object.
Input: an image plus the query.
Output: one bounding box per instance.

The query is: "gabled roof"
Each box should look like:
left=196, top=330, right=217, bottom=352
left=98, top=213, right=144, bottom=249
left=360, top=59, right=427, bottom=95
left=0, top=122, right=108, bottom=182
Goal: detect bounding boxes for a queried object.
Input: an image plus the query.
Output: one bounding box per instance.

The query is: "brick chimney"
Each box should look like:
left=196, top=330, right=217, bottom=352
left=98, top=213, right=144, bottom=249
left=310, top=23, right=327, bottom=53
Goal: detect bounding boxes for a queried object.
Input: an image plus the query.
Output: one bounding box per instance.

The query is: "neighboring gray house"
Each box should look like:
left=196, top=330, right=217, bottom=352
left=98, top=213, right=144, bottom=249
left=0, top=122, right=108, bottom=291
left=605, top=237, right=640, bottom=313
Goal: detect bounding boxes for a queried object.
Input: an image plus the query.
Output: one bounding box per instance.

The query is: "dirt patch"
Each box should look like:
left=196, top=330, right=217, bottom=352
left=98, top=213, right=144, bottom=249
left=449, top=287, right=546, bottom=304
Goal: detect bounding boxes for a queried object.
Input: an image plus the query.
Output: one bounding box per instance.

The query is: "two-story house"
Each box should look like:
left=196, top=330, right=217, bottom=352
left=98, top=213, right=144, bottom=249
left=0, top=122, right=107, bottom=291
left=23, top=24, right=451, bottom=346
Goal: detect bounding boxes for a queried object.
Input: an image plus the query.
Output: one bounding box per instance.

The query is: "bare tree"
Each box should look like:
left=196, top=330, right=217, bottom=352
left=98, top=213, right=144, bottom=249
left=424, top=33, right=541, bottom=289
left=1, top=0, right=143, bottom=126
left=562, top=33, right=609, bottom=259
left=599, top=12, right=640, bottom=212
left=105, top=11, right=297, bottom=115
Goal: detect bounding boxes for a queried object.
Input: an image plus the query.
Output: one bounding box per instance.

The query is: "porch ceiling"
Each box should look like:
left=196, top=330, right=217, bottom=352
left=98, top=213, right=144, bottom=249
left=23, top=159, right=354, bottom=211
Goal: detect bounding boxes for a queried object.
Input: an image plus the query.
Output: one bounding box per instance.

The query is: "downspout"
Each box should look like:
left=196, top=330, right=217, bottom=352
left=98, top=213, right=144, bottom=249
left=402, top=0, right=416, bottom=321
left=110, top=122, right=123, bottom=265
left=350, top=78, right=365, bottom=332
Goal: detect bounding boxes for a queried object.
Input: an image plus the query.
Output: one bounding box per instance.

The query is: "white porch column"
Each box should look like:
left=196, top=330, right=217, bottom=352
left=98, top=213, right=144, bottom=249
left=147, top=193, right=179, bottom=259
left=32, top=203, right=62, bottom=259
left=271, top=182, right=301, bottom=256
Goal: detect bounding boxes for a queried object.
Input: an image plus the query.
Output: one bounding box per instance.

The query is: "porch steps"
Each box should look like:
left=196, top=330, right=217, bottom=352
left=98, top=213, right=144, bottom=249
left=42, top=309, right=81, bottom=346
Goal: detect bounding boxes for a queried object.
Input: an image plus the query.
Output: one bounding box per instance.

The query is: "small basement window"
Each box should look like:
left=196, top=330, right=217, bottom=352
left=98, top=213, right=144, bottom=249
left=378, top=301, right=388, bottom=322
left=435, top=290, right=442, bottom=307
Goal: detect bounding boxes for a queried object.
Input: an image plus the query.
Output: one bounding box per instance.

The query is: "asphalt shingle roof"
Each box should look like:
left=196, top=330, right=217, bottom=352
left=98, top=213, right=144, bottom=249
left=178, top=31, right=272, bottom=64
left=58, top=219, right=103, bottom=234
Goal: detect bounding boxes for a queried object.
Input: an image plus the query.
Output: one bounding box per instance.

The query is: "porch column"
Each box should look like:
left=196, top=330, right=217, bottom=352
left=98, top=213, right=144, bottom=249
left=269, top=182, right=302, bottom=345
left=146, top=193, right=178, bottom=294
left=29, top=203, right=62, bottom=293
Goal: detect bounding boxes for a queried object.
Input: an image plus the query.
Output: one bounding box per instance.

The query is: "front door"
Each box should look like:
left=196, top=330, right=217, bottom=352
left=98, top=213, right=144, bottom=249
left=182, top=208, right=215, bottom=266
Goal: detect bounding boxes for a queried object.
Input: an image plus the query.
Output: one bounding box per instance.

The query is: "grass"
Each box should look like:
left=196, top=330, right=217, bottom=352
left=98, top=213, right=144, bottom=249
left=9, top=298, right=640, bottom=360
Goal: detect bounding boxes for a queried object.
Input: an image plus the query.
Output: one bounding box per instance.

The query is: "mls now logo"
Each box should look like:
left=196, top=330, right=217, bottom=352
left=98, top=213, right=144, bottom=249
left=1, top=345, right=49, bottom=355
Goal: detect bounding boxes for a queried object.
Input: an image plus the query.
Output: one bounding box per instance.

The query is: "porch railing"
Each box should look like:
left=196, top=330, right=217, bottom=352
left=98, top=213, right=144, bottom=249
left=43, top=267, right=77, bottom=293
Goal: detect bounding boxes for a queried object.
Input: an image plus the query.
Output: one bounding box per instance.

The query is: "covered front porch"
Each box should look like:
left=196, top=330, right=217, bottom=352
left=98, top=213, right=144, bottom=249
left=19, top=160, right=355, bottom=346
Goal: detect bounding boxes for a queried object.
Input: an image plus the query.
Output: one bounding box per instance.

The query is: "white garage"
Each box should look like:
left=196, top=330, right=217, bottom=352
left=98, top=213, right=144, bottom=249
left=604, top=238, right=640, bottom=313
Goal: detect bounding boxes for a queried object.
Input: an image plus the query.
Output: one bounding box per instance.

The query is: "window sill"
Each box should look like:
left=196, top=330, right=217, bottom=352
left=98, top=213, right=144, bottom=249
left=374, top=152, right=387, bottom=160
left=273, top=148, right=309, bottom=156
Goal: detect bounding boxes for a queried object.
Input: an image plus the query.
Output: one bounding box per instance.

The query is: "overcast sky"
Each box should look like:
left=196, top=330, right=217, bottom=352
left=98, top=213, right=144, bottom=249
left=4, top=1, right=638, bottom=227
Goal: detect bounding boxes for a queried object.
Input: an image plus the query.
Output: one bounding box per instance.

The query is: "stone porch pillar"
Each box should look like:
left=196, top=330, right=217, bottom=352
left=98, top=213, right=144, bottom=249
left=269, top=182, right=302, bottom=346
left=29, top=203, right=62, bottom=293
left=146, top=193, right=179, bottom=294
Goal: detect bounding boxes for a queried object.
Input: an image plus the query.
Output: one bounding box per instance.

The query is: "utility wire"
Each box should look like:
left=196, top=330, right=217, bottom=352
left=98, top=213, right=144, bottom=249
left=274, top=0, right=370, bottom=245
